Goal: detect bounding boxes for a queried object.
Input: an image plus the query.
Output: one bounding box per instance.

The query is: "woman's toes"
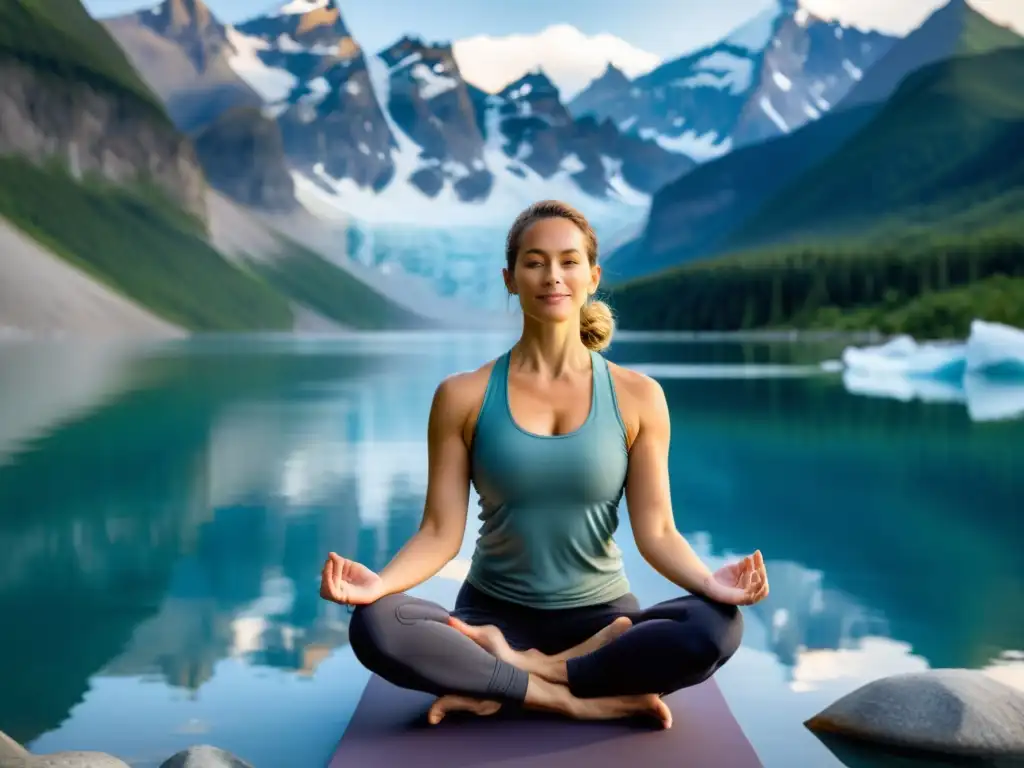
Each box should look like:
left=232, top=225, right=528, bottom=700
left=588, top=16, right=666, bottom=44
left=648, top=696, right=673, bottom=729
left=427, top=695, right=502, bottom=725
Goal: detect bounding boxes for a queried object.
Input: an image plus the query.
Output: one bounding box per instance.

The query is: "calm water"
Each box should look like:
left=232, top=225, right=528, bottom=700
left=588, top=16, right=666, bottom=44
left=0, top=333, right=1021, bottom=768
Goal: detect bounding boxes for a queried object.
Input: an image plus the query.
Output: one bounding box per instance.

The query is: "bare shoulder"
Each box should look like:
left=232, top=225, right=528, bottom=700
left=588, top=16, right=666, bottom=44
left=432, top=358, right=499, bottom=443
left=606, top=361, right=669, bottom=446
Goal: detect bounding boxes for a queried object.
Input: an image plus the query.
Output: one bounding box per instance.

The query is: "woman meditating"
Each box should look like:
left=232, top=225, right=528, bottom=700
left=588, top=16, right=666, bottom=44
left=319, top=200, right=769, bottom=729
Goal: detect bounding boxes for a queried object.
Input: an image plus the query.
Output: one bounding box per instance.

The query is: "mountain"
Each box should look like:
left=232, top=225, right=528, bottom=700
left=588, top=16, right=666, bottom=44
left=103, top=0, right=298, bottom=212
left=606, top=46, right=1024, bottom=338
left=0, top=0, right=457, bottom=337
left=836, top=0, right=1024, bottom=110
left=604, top=0, right=1023, bottom=284
left=567, top=0, right=894, bottom=162
left=103, top=0, right=262, bottom=131
left=1, top=0, right=204, bottom=219
left=109, top=0, right=684, bottom=230
left=727, top=46, right=1024, bottom=247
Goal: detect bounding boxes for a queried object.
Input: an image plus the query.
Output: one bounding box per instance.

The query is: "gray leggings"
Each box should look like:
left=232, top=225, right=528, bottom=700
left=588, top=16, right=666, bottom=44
left=348, top=581, right=744, bottom=703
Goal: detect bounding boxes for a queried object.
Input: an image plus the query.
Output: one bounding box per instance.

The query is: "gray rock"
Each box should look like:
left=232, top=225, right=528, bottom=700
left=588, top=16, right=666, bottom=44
left=157, top=746, right=253, bottom=768
left=805, top=669, right=1024, bottom=759
left=1, top=732, right=132, bottom=768
left=0, top=750, right=130, bottom=768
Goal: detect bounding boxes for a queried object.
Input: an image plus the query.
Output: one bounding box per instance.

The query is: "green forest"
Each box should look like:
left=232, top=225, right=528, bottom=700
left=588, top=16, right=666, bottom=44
left=611, top=44, right=1024, bottom=340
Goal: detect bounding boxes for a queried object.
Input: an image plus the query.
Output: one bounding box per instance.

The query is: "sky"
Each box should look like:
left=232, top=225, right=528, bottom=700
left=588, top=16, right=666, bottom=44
left=83, top=0, right=1024, bottom=95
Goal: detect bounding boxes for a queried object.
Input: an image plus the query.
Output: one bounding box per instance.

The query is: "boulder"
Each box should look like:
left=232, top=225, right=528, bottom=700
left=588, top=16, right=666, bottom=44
left=158, top=746, right=253, bottom=768
left=805, top=669, right=1024, bottom=759
left=0, top=749, right=130, bottom=768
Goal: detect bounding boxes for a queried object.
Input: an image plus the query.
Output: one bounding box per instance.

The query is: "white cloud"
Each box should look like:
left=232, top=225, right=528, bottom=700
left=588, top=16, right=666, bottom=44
left=452, top=23, right=661, bottom=101
left=800, top=0, right=1024, bottom=35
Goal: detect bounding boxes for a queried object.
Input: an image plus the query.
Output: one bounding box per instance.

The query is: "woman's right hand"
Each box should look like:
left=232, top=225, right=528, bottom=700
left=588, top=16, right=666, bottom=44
left=319, top=552, right=385, bottom=606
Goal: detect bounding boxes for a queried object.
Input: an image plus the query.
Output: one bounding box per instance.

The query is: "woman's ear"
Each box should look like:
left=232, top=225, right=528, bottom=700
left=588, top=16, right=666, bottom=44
left=502, top=267, right=517, bottom=295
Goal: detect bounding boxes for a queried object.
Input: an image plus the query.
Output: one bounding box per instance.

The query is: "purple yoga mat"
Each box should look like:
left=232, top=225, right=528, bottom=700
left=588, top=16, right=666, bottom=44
left=330, top=674, right=763, bottom=768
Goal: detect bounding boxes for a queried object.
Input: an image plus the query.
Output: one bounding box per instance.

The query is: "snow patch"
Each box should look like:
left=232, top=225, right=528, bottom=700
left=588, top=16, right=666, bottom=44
left=680, top=51, right=755, bottom=95
left=842, top=59, right=863, bottom=81
left=226, top=27, right=298, bottom=103
left=652, top=130, right=732, bottom=162
left=772, top=69, right=793, bottom=92
left=276, top=0, right=328, bottom=14
left=410, top=62, right=459, bottom=100
left=759, top=96, right=789, bottom=132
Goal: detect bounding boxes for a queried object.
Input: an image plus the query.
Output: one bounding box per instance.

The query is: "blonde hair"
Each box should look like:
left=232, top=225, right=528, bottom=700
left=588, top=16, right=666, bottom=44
left=504, top=200, right=615, bottom=352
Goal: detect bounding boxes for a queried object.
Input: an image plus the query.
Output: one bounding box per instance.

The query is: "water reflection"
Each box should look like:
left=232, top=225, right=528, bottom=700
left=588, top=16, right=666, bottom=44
left=0, top=336, right=1020, bottom=768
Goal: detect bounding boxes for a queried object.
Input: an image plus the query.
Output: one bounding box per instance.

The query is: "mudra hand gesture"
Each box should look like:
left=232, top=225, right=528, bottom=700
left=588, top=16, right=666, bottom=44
left=704, top=550, right=769, bottom=606
left=319, top=552, right=384, bottom=606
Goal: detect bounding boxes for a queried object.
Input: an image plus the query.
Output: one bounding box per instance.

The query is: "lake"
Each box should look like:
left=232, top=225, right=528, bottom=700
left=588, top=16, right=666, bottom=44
left=0, top=332, right=1021, bottom=768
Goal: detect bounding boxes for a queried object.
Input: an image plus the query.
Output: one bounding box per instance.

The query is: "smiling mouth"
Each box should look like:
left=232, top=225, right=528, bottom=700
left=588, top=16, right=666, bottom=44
left=537, top=294, right=570, bottom=301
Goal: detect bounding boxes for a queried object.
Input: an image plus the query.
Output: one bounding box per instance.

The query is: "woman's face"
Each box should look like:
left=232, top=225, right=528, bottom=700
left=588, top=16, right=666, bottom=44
left=504, top=217, right=600, bottom=323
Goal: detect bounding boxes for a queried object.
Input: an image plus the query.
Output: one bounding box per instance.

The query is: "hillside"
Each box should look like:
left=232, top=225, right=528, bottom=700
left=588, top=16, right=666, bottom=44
left=568, top=0, right=893, bottom=161
left=0, top=0, right=166, bottom=118
left=729, top=46, right=1024, bottom=246
left=606, top=0, right=1023, bottom=285
left=838, top=0, right=1024, bottom=110
left=0, top=0, right=438, bottom=336
left=607, top=47, right=1024, bottom=339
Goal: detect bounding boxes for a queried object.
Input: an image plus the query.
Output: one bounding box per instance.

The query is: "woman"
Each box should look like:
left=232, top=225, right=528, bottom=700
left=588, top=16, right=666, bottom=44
left=319, top=200, right=769, bottom=729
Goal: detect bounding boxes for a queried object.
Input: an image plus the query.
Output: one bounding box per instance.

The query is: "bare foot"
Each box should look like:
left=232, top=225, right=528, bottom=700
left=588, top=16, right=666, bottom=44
left=546, top=616, right=633, bottom=661
left=448, top=615, right=633, bottom=683
left=525, top=676, right=673, bottom=729
left=427, top=694, right=502, bottom=725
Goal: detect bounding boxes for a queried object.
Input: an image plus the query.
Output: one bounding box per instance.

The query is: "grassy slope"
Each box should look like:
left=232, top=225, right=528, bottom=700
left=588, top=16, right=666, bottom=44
left=609, top=48, right=1024, bottom=339
left=0, top=156, right=295, bottom=331
left=731, top=47, right=1024, bottom=247
left=0, top=0, right=429, bottom=333
left=0, top=0, right=167, bottom=119
left=248, top=239, right=430, bottom=330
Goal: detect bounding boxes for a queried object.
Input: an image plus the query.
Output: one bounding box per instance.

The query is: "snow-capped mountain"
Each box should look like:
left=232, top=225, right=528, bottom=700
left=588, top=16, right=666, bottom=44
left=117, top=0, right=681, bottom=228
left=568, top=0, right=895, bottom=160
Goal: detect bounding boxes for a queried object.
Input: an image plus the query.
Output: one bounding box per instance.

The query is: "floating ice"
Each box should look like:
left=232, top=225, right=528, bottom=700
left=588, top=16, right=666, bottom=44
left=838, top=320, right=1024, bottom=422
left=841, top=320, right=1024, bottom=380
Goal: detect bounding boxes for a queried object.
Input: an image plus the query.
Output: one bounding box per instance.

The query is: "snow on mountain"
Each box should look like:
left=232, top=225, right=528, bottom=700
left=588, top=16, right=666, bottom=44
left=568, top=0, right=896, bottom=161
left=451, top=24, right=661, bottom=102
left=213, top=3, right=688, bottom=232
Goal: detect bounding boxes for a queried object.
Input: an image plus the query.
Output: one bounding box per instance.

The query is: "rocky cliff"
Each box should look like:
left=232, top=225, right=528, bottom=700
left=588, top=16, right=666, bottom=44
left=0, top=1, right=207, bottom=221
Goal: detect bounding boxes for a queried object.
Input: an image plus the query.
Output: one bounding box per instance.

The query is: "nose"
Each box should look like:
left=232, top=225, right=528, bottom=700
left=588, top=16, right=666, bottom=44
left=544, top=262, right=563, bottom=286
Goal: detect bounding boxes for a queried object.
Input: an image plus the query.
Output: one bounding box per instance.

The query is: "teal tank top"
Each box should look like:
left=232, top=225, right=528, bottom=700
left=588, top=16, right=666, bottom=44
left=466, top=348, right=631, bottom=609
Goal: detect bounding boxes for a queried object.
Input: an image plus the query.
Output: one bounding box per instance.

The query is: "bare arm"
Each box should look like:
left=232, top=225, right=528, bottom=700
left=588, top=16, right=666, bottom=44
left=376, top=376, right=472, bottom=597
left=625, top=375, right=714, bottom=597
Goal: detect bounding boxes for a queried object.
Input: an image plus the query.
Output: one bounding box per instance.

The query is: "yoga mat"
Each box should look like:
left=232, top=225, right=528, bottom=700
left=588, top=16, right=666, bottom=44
left=330, top=674, right=763, bottom=768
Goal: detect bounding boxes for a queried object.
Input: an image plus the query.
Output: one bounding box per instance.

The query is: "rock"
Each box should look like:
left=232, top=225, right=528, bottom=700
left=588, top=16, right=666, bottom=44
left=1, top=732, right=133, bottom=768
left=805, top=669, right=1024, bottom=759
left=157, top=746, right=254, bottom=768
left=0, top=750, right=131, bottom=768
left=0, top=731, right=30, bottom=761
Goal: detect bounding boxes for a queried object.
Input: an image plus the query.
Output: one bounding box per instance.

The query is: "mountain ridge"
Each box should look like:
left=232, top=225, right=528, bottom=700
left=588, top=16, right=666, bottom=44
left=603, top=0, right=1023, bottom=284
left=606, top=44, right=1024, bottom=337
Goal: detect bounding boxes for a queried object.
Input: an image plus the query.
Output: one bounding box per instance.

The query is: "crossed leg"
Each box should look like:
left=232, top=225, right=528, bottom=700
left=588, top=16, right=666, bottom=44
left=348, top=591, right=743, bottom=729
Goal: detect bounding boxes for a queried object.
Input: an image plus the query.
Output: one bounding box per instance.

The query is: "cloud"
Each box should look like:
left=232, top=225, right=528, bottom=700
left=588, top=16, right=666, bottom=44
left=800, top=0, right=1024, bottom=35
left=452, top=23, right=661, bottom=100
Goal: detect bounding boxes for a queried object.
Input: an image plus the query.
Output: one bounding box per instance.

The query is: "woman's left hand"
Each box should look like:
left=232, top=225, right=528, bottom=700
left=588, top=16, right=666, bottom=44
left=704, top=550, right=769, bottom=606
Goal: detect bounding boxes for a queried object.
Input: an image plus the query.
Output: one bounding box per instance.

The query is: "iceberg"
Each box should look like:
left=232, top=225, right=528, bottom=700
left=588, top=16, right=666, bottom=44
left=838, top=320, right=1024, bottom=422
left=842, top=320, right=1024, bottom=380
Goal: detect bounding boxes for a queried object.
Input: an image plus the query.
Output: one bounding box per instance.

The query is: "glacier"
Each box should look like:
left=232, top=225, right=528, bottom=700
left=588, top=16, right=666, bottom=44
left=837, top=320, right=1024, bottom=422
